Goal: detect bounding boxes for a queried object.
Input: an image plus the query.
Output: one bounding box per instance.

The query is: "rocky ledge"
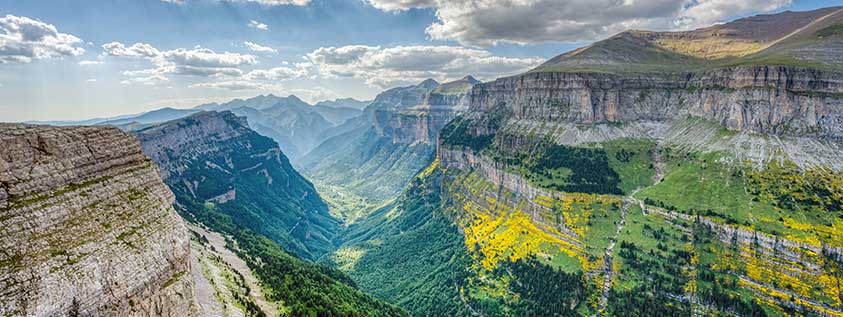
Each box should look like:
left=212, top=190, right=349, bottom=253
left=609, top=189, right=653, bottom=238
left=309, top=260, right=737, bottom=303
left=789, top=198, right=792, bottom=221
left=0, top=123, right=196, bottom=316
left=470, top=66, right=843, bottom=138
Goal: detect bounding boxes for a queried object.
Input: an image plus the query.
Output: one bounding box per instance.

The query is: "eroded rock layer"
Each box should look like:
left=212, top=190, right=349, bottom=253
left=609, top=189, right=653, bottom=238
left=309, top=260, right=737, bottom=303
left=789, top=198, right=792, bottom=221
left=471, top=67, right=843, bottom=138
left=0, top=123, right=196, bottom=316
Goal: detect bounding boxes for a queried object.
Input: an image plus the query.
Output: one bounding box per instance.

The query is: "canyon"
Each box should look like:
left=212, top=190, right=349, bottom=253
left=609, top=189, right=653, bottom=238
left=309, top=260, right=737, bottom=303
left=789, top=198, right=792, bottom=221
left=2, top=6, right=843, bottom=317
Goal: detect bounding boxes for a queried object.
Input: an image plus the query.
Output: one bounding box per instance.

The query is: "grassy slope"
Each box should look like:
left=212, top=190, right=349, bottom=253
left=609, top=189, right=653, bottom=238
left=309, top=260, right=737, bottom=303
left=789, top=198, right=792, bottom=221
left=635, top=150, right=843, bottom=247
left=534, top=8, right=843, bottom=74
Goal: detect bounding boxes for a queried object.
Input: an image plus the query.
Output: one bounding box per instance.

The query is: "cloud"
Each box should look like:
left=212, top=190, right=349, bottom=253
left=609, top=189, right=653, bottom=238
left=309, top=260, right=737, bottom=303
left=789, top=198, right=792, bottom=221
left=244, top=63, right=309, bottom=81
left=0, top=14, right=85, bottom=63
left=366, top=0, right=436, bottom=12
left=102, top=42, right=161, bottom=58
left=163, top=47, right=256, bottom=68
left=244, top=41, right=278, bottom=53
left=85, top=78, right=97, bottom=82
left=102, top=42, right=257, bottom=84
left=367, top=0, right=791, bottom=46
left=248, top=20, right=269, bottom=30
left=78, top=60, right=103, bottom=65
left=306, top=44, right=541, bottom=87
left=189, top=80, right=281, bottom=91
left=187, top=62, right=310, bottom=92
left=675, top=0, right=792, bottom=29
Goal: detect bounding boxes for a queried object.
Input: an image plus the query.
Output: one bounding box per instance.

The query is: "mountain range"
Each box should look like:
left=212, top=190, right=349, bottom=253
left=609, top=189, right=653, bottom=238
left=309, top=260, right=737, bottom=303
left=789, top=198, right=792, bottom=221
left=3, top=6, right=843, bottom=317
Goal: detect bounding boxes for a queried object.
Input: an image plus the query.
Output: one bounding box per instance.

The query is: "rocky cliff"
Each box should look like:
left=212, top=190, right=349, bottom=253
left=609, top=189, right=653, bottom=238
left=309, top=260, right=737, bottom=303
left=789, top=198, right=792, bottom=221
left=374, top=77, right=478, bottom=145
left=0, top=123, right=196, bottom=316
left=300, top=77, right=478, bottom=206
left=135, top=110, right=338, bottom=260
left=469, top=66, right=843, bottom=138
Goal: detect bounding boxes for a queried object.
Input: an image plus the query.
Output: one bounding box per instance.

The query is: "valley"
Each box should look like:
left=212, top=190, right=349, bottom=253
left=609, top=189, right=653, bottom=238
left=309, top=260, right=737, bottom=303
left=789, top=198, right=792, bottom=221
left=3, top=5, right=843, bottom=317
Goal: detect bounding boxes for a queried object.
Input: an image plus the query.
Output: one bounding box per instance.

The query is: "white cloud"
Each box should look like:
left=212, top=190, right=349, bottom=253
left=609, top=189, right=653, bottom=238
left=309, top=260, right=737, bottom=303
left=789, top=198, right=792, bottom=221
left=85, top=78, right=97, bottom=82
left=367, top=0, right=791, bottom=46
left=244, top=41, right=278, bottom=53
left=78, top=60, right=103, bottom=65
left=163, top=47, right=256, bottom=68
left=366, top=0, right=435, bottom=12
left=102, top=42, right=161, bottom=58
left=189, top=80, right=281, bottom=91
left=0, top=14, right=85, bottom=63
left=306, top=44, right=541, bottom=88
left=244, top=63, right=309, bottom=81
left=187, top=63, right=310, bottom=91
left=675, top=0, right=792, bottom=30
left=102, top=42, right=257, bottom=84
left=248, top=20, right=269, bottom=30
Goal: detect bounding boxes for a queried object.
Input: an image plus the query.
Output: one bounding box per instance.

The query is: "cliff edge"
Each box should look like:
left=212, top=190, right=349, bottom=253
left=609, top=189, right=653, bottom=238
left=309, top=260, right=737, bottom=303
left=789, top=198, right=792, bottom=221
left=0, top=123, right=196, bottom=316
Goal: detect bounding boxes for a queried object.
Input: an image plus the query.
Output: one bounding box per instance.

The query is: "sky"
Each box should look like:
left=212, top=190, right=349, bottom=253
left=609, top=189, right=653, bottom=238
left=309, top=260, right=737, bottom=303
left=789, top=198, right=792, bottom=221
left=0, top=0, right=840, bottom=122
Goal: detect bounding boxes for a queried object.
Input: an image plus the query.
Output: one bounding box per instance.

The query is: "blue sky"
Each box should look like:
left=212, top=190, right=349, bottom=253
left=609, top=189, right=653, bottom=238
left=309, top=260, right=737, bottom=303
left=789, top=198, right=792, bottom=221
left=0, top=0, right=840, bottom=122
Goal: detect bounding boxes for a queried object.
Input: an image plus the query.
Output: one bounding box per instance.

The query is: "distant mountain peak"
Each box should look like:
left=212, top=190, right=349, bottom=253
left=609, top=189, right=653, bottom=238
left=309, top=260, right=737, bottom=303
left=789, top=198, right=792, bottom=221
left=461, top=75, right=481, bottom=84
left=286, top=94, right=306, bottom=103
left=417, top=78, right=440, bottom=89
left=314, top=98, right=371, bottom=110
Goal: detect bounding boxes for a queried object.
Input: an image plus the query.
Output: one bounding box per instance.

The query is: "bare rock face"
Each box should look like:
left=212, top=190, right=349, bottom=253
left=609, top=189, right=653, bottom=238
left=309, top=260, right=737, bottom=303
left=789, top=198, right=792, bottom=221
left=134, top=110, right=253, bottom=180
left=0, top=123, right=196, bottom=316
left=470, top=66, right=843, bottom=138
left=373, top=77, right=477, bottom=145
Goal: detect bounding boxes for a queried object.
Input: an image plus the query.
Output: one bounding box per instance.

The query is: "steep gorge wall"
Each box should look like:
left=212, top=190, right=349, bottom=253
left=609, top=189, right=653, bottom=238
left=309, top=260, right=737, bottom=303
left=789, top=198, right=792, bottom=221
left=373, top=83, right=473, bottom=145
left=135, top=111, right=338, bottom=260
left=470, top=67, right=843, bottom=138
left=0, top=124, right=195, bottom=316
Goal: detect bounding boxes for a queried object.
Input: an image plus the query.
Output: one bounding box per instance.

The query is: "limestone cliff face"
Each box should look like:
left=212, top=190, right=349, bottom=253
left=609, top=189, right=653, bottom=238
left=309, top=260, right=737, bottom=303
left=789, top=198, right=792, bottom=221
left=0, top=123, right=196, bottom=316
left=373, top=77, right=477, bottom=145
left=470, top=66, right=843, bottom=138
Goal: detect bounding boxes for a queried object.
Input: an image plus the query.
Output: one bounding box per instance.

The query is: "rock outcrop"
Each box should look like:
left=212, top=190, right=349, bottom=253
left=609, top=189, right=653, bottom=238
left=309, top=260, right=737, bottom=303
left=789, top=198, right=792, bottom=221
left=0, top=123, right=196, bottom=316
left=469, top=66, right=843, bottom=138
left=372, top=77, right=478, bottom=145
